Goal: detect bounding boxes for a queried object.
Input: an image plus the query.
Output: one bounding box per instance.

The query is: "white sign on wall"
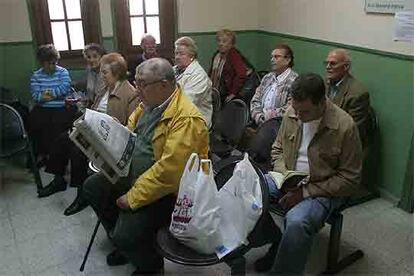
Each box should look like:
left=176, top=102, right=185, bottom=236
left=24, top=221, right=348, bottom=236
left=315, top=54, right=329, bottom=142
left=365, top=0, right=405, bottom=13
left=394, top=11, right=414, bottom=42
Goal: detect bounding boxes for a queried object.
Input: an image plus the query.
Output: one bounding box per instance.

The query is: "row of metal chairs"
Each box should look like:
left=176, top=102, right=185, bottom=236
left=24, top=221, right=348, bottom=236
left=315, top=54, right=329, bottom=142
left=0, top=103, right=42, bottom=192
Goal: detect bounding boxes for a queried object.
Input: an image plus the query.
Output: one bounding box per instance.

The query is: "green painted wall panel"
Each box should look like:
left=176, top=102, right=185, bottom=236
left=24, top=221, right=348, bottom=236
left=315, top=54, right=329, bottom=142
left=0, top=42, right=36, bottom=103
left=0, top=45, right=5, bottom=85
left=1, top=30, right=413, bottom=198
left=181, top=31, right=414, bottom=198
left=256, top=32, right=413, bottom=197
left=103, top=36, right=114, bottom=52
left=0, top=39, right=115, bottom=101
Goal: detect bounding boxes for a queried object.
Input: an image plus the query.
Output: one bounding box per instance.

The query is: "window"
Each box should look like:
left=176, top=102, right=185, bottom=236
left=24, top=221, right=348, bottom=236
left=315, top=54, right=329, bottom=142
left=47, top=0, right=85, bottom=51
left=29, top=0, right=101, bottom=67
left=129, top=0, right=161, bottom=45
left=114, top=0, right=176, bottom=63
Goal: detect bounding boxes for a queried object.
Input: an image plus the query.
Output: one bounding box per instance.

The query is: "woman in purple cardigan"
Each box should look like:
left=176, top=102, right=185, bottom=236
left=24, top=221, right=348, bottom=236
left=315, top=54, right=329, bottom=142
left=209, top=29, right=248, bottom=104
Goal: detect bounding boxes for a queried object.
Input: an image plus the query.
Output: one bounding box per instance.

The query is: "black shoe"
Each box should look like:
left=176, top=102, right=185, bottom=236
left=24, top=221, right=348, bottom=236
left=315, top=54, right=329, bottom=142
left=131, top=258, right=164, bottom=276
left=131, top=261, right=164, bottom=275
left=106, top=249, right=128, bottom=266
left=254, top=255, right=275, bottom=272
left=254, top=242, right=278, bottom=272
left=63, top=192, right=88, bottom=216
left=38, top=176, right=67, bottom=198
left=131, top=267, right=164, bottom=275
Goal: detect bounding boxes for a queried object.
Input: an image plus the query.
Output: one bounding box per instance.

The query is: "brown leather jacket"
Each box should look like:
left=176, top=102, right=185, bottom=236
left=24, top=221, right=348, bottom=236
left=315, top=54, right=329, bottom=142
left=271, top=100, right=363, bottom=197
left=91, top=80, right=139, bottom=125
left=329, top=73, right=370, bottom=148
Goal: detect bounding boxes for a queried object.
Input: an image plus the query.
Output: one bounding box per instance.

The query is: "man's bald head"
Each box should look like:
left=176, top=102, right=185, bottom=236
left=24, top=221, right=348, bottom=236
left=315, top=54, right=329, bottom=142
left=325, top=48, right=351, bottom=82
left=136, top=58, right=174, bottom=83
left=135, top=58, right=176, bottom=108
left=140, top=34, right=157, bottom=58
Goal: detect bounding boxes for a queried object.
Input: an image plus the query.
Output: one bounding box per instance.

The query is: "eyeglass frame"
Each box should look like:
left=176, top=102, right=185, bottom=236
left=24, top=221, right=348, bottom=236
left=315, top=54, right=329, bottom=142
left=323, top=61, right=349, bottom=68
left=271, top=54, right=289, bottom=59
left=134, top=78, right=166, bottom=90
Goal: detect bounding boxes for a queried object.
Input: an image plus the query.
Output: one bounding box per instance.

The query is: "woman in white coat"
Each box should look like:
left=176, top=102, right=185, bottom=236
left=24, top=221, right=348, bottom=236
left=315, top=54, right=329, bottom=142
left=174, top=36, right=213, bottom=128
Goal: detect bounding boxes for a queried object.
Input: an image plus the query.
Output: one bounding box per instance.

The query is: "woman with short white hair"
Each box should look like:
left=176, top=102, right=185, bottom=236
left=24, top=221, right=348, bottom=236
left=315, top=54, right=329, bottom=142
left=174, top=36, right=212, bottom=128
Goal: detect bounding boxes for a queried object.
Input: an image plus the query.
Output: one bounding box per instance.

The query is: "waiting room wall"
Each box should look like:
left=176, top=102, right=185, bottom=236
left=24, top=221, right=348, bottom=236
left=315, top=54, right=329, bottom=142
left=0, top=0, right=412, bottom=201
left=180, top=0, right=414, bottom=202
left=258, top=0, right=414, bottom=201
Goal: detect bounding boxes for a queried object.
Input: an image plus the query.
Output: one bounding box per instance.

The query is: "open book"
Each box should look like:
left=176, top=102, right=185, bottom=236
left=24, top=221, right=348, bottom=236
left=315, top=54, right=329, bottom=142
left=268, top=170, right=308, bottom=190
left=69, top=109, right=136, bottom=184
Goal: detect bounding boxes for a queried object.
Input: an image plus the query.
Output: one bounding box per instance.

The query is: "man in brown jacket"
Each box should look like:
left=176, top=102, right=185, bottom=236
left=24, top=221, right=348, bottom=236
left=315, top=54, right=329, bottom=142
left=325, top=48, right=370, bottom=148
left=256, top=73, right=363, bottom=274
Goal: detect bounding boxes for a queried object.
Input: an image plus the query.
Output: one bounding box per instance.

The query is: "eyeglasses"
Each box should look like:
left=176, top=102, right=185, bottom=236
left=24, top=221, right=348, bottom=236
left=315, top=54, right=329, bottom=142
left=271, top=54, right=287, bottom=59
left=323, top=61, right=348, bottom=68
left=134, top=79, right=165, bottom=89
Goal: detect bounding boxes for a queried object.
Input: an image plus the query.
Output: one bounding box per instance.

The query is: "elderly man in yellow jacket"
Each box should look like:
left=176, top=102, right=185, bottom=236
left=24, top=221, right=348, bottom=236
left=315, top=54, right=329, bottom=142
left=82, top=58, right=209, bottom=275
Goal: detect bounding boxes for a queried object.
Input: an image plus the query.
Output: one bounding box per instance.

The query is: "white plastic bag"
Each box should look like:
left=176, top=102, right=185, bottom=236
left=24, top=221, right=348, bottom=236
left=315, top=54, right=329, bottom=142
left=216, top=153, right=263, bottom=258
left=169, top=153, right=222, bottom=254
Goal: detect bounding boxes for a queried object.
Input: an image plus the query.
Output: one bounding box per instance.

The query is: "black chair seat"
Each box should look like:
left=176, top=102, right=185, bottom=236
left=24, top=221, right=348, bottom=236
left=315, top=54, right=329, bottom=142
left=0, top=139, right=28, bottom=158
left=209, top=135, right=233, bottom=157
left=0, top=103, right=42, bottom=192
left=155, top=155, right=281, bottom=275
left=156, top=227, right=219, bottom=266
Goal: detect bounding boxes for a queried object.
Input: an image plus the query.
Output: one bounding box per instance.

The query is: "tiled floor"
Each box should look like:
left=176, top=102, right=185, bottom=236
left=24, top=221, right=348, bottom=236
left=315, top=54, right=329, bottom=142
left=1, top=158, right=413, bottom=275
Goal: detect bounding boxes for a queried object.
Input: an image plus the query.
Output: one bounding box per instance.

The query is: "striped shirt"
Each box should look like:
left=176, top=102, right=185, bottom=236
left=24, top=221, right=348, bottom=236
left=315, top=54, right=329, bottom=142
left=30, top=65, right=71, bottom=108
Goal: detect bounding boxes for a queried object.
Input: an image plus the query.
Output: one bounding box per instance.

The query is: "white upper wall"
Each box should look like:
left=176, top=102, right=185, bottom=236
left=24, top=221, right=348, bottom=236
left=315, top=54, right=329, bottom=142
left=0, top=0, right=32, bottom=42
left=259, top=0, right=413, bottom=56
left=177, top=0, right=259, bottom=32
left=1, top=0, right=412, bottom=56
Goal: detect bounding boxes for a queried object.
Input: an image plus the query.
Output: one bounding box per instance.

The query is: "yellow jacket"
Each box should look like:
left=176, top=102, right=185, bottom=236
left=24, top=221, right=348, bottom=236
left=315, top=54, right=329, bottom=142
left=126, top=86, right=209, bottom=209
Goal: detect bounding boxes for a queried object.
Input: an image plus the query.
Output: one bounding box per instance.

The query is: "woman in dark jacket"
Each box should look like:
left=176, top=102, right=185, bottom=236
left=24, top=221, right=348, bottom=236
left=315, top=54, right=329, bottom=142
left=209, top=29, right=248, bottom=104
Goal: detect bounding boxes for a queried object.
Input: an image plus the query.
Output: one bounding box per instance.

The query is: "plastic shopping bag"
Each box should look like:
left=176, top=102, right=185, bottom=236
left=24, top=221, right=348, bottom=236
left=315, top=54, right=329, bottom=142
left=216, top=153, right=263, bottom=258
left=169, top=153, right=222, bottom=254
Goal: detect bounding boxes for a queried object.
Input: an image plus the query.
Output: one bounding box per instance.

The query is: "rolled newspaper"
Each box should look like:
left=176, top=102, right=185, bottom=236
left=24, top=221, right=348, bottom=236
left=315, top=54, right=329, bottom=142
left=69, top=109, right=136, bottom=183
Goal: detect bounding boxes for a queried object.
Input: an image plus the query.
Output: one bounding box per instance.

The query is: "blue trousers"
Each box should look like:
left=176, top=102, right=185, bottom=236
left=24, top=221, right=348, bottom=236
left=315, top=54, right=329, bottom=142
left=266, top=174, right=346, bottom=274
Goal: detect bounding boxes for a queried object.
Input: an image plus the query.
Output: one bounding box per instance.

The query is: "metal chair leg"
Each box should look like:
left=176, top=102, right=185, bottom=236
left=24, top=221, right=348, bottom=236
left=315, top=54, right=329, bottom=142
left=323, top=213, right=364, bottom=275
left=80, top=219, right=101, bottom=271
left=28, top=142, right=42, bottom=193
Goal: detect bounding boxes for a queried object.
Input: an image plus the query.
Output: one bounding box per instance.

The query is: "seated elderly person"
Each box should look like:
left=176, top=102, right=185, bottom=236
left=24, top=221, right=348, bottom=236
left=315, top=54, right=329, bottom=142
left=174, top=36, right=212, bottom=128
left=324, top=48, right=370, bottom=149
left=72, top=43, right=107, bottom=107
left=255, top=73, right=363, bottom=274
left=209, top=29, right=248, bottom=104
left=82, top=58, right=209, bottom=275
left=28, top=44, right=77, bottom=164
left=39, top=52, right=139, bottom=215
left=128, top=33, right=159, bottom=84
left=248, top=44, right=298, bottom=164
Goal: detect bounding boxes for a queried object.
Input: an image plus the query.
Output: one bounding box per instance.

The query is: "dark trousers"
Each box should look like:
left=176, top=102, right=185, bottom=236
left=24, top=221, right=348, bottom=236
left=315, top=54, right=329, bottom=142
left=82, top=172, right=175, bottom=270
left=44, top=131, right=88, bottom=187
left=27, top=105, right=79, bottom=157
left=248, top=118, right=281, bottom=166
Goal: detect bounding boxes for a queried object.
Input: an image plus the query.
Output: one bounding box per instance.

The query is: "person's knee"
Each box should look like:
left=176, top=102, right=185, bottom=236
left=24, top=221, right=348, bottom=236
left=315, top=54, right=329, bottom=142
left=82, top=173, right=105, bottom=202
left=111, top=222, right=148, bottom=251
left=285, top=207, right=322, bottom=235
left=285, top=214, right=311, bottom=236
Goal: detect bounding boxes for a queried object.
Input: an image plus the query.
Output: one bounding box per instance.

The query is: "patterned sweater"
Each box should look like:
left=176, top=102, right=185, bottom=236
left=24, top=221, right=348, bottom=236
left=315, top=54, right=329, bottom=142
left=250, top=69, right=298, bottom=125
left=30, top=65, right=71, bottom=108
